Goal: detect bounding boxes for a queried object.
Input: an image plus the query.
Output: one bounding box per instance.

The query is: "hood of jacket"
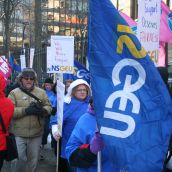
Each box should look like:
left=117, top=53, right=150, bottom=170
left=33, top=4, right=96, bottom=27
left=64, top=79, right=90, bottom=103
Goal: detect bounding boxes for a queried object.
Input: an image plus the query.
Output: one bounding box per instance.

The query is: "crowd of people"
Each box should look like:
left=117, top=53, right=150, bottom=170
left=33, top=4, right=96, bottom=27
left=0, top=66, right=172, bottom=172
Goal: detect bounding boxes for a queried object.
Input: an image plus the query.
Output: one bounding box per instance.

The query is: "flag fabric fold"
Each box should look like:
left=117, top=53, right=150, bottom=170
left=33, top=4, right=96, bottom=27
left=88, top=0, right=172, bottom=171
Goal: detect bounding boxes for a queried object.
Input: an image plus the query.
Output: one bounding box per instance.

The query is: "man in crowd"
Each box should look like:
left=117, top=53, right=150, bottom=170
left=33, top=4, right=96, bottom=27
left=8, top=68, right=52, bottom=172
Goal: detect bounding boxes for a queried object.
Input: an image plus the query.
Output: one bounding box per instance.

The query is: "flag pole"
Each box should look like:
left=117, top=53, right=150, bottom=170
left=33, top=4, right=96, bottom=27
left=56, top=73, right=64, bottom=172
left=97, top=151, right=102, bottom=172
left=56, top=139, right=60, bottom=172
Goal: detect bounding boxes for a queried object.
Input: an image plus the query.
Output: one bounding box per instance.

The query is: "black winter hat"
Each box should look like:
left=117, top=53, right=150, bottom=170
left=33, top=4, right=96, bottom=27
left=44, top=78, right=53, bottom=84
left=20, top=68, right=37, bottom=80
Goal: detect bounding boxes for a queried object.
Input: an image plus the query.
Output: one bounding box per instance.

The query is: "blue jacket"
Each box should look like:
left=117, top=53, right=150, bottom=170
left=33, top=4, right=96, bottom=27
left=65, top=112, right=116, bottom=172
left=52, top=97, right=89, bottom=158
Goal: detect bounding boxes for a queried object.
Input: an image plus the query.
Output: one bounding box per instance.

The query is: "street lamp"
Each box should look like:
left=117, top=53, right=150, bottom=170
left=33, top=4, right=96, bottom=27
left=22, top=21, right=29, bottom=49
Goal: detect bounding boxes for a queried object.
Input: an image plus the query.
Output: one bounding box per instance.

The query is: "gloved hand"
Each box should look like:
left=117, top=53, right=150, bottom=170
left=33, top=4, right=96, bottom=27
left=25, top=102, right=47, bottom=116
left=52, top=125, right=61, bottom=141
left=90, top=132, right=104, bottom=154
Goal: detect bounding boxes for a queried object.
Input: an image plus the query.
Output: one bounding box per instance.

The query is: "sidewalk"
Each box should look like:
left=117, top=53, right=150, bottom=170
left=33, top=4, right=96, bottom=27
left=37, top=143, right=56, bottom=172
left=2, top=142, right=57, bottom=172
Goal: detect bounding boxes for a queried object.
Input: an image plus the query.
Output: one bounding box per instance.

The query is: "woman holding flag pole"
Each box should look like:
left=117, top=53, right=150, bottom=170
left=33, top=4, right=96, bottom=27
left=52, top=79, right=91, bottom=172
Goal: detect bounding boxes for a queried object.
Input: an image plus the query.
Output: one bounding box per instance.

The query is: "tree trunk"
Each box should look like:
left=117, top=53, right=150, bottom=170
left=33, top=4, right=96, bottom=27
left=3, top=0, right=11, bottom=59
left=34, top=0, right=42, bottom=48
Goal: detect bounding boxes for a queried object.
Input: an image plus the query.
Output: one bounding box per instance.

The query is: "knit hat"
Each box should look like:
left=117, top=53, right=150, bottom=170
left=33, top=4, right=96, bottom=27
left=20, top=68, right=37, bottom=80
left=64, top=79, right=90, bottom=103
left=44, top=78, right=53, bottom=84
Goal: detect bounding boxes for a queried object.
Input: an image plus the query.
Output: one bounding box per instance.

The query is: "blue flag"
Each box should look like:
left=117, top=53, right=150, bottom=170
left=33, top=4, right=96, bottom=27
left=63, top=59, right=90, bottom=84
left=88, top=0, right=172, bottom=172
left=9, top=54, right=21, bottom=72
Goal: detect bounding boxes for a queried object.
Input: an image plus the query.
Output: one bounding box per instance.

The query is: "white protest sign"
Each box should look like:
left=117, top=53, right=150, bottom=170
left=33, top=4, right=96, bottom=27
left=30, top=48, right=35, bottom=68
left=56, top=80, right=65, bottom=136
left=47, top=36, right=74, bottom=73
left=137, top=0, right=161, bottom=66
left=47, top=46, right=54, bottom=73
left=20, top=54, right=26, bottom=70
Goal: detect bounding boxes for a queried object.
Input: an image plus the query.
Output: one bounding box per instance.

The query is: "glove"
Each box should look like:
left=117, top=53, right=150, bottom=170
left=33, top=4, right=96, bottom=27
left=90, top=132, right=104, bottom=154
left=25, top=102, right=47, bottom=116
left=51, top=107, right=57, bottom=116
left=52, top=124, right=61, bottom=141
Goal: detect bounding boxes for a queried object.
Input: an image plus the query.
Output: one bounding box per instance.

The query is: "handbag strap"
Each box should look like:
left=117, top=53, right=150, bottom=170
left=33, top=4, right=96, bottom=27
left=0, top=112, right=7, bottom=133
left=20, top=87, right=42, bottom=104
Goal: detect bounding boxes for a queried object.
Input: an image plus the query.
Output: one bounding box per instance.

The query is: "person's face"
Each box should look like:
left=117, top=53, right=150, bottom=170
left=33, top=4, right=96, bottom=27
left=45, top=83, right=53, bottom=91
left=21, top=77, right=34, bottom=90
left=73, top=84, right=88, bottom=100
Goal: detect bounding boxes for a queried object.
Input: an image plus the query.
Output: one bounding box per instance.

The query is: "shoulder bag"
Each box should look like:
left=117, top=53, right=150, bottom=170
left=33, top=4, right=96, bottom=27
left=0, top=113, right=18, bottom=161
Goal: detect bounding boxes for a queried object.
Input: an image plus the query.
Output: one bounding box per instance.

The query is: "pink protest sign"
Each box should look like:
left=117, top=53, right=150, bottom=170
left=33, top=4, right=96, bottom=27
left=0, top=56, right=12, bottom=80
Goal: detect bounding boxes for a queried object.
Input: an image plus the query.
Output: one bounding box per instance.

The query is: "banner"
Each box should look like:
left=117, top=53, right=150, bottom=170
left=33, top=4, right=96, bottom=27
left=0, top=56, right=12, bottom=80
left=137, top=0, right=161, bottom=66
left=88, top=0, right=172, bottom=171
left=56, top=80, right=65, bottom=136
left=160, top=1, right=172, bottom=43
left=158, top=42, right=166, bottom=67
left=29, top=48, right=35, bottom=68
left=20, top=55, right=26, bottom=70
left=47, top=36, right=74, bottom=73
left=63, top=59, right=90, bottom=84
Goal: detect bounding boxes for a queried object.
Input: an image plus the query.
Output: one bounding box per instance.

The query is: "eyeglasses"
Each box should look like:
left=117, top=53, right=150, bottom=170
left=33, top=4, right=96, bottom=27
left=76, top=89, right=87, bottom=93
left=23, top=77, right=34, bottom=81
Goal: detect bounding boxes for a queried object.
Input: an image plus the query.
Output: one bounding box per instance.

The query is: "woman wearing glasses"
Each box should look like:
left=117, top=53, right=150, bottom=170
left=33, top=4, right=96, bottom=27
left=52, top=79, right=91, bottom=172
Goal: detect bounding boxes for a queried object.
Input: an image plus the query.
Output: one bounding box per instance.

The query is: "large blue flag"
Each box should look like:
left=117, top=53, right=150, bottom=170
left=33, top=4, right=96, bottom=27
left=88, top=0, right=172, bottom=171
left=63, top=59, right=90, bottom=84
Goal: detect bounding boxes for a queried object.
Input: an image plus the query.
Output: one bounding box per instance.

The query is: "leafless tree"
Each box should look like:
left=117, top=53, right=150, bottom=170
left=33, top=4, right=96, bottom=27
left=34, top=0, right=42, bottom=48
left=0, top=0, right=22, bottom=58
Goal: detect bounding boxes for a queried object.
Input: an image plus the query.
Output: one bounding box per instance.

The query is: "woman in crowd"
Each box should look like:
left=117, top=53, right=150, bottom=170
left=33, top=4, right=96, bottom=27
left=65, top=98, right=116, bottom=172
left=0, top=73, right=14, bottom=170
left=52, top=79, right=91, bottom=172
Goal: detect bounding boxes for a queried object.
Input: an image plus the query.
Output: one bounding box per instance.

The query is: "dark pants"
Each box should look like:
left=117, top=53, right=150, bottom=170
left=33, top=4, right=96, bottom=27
left=0, top=150, right=6, bottom=171
left=42, top=116, right=50, bottom=145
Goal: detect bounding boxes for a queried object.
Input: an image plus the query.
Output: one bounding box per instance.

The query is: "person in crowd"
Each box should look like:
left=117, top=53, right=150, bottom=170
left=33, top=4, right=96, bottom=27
left=52, top=79, right=91, bottom=172
left=41, top=78, right=55, bottom=150
left=65, top=98, right=116, bottom=172
left=5, top=72, right=21, bottom=97
left=8, top=68, right=52, bottom=172
left=49, top=82, right=58, bottom=153
left=0, top=73, right=14, bottom=170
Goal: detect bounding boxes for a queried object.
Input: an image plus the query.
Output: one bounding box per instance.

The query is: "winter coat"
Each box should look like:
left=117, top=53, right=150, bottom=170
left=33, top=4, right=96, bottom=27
left=0, top=74, right=14, bottom=151
left=8, top=87, right=52, bottom=138
left=65, top=112, right=115, bottom=172
left=52, top=97, right=89, bottom=158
